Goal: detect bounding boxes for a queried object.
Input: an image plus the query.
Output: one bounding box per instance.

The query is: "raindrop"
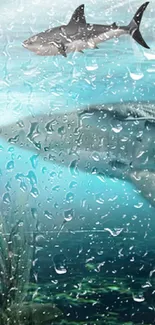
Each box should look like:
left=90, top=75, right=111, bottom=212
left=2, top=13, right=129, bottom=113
left=27, top=171, right=37, bottom=186
left=42, top=167, right=47, bottom=174
left=112, top=125, right=123, bottom=133
left=8, top=135, right=19, bottom=144
left=31, top=187, right=39, bottom=198
left=35, top=234, right=45, bottom=244
left=53, top=254, right=67, bottom=275
left=129, top=71, right=144, bottom=80
left=69, top=160, right=79, bottom=176
left=52, top=185, right=60, bottom=191
left=144, top=51, right=155, bottom=60
left=31, top=208, right=38, bottom=219
left=104, top=228, right=123, bottom=236
left=44, top=210, right=53, bottom=220
left=58, top=126, right=65, bottom=135
left=69, top=181, right=77, bottom=189
left=64, top=208, right=74, bottom=221
left=92, top=152, right=100, bottom=161
left=132, top=294, right=145, bottom=302
left=95, top=193, right=104, bottom=204
left=134, top=202, right=143, bottom=208
left=66, top=192, right=74, bottom=203
left=86, top=64, right=98, bottom=71
left=6, top=160, right=14, bottom=171
left=20, top=181, right=27, bottom=192
left=30, top=155, right=38, bottom=169
left=5, top=182, right=11, bottom=191
left=3, top=193, right=11, bottom=204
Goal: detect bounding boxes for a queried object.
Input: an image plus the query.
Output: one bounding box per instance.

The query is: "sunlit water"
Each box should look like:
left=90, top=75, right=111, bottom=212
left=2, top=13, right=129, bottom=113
left=0, top=1, right=155, bottom=324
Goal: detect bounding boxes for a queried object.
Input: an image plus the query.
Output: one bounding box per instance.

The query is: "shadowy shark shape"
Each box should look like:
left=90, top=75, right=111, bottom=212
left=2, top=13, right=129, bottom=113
left=22, top=2, right=150, bottom=57
left=1, top=101, right=155, bottom=207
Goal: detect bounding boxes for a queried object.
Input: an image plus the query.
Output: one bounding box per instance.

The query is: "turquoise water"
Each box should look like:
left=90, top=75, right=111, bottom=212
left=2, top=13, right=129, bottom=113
left=0, top=0, right=155, bottom=231
left=0, top=1, right=155, bottom=324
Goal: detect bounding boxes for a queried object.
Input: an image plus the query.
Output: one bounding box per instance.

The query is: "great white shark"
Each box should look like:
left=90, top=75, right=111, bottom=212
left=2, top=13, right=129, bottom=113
left=22, top=2, right=150, bottom=57
left=1, top=101, right=155, bottom=207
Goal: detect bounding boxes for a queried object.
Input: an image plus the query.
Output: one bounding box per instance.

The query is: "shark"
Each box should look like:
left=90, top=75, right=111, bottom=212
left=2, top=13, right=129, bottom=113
left=22, top=2, right=150, bottom=57
left=1, top=101, right=155, bottom=207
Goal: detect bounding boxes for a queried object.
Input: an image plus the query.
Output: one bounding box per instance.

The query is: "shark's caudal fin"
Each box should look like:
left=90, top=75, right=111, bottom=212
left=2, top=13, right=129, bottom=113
left=128, top=2, right=150, bottom=49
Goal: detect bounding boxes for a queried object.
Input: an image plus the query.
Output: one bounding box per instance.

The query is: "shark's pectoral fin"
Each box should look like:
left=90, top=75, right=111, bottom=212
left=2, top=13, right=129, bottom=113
left=87, top=39, right=99, bottom=49
left=129, top=170, right=155, bottom=207
left=52, top=41, right=67, bottom=57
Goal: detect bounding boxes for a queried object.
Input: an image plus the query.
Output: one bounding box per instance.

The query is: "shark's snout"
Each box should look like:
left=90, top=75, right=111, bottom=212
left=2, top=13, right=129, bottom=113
left=22, top=39, right=31, bottom=48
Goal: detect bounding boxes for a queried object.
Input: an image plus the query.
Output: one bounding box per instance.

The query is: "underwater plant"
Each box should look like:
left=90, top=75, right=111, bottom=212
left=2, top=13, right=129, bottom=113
left=0, top=203, right=63, bottom=324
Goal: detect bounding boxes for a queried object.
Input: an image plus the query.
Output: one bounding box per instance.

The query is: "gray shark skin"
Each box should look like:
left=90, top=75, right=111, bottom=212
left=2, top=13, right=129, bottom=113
left=22, top=2, right=150, bottom=57
left=1, top=101, right=155, bottom=207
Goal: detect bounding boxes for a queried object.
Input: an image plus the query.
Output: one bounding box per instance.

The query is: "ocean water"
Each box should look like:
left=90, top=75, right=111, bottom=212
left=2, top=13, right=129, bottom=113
left=0, top=0, right=155, bottom=324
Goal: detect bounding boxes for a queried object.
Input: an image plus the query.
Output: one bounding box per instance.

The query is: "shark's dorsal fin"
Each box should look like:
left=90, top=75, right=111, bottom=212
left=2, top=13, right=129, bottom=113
left=68, top=4, right=86, bottom=25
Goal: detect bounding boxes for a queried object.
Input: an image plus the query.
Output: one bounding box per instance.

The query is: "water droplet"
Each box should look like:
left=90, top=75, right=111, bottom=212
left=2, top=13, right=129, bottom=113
left=42, top=167, right=47, bottom=174
left=8, top=147, right=14, bottom=153
left=44, top=210, right=53, bottom=220
left=6, top=160, right=14, bottom=171
left=27, top=171, right=37, bottom=186
left=52, top=185, right=60, bottom=191
left=64, top=208, right=74, bottom=221
left=50, top=171, right=57, bottom=178
left=53, top=254, right=67, bottom=275
left=144, top=51, right=155, bottom=60
left=69, top=160, right=79, bottom=176
left=129, top=71, right=144, bottom=80
left=8, top=135, right=19, bottom=144
left=20, top=181, right=27, bottom=192
left=92, top=152, right=100, bottom=162
left=31, top=208, right=38, bottom=219
left=134, top=202, right=143, bottom=209
left=86, top=64, right=98, bottom=71
left=31, top=187, right=39, bottom=198
left=132, top=294, right=145, bottom=302
left=36, top=234, right=45, bottom=244
left=112, top=125, right=123, bottom=133
left=66, top=192, right=74, bottom=203
left=5, top=182, right=11, bottom=191
left=95, top=193, right=104, bottom=204
left=104, top=228, right=123, bottom=236
left=3, top=192, right=11, bottom=204
left=58, top=126, right=65, bottom=135
left=69, top=181, right=77, bottom=189
left=30, top=155, right=38, bottom=169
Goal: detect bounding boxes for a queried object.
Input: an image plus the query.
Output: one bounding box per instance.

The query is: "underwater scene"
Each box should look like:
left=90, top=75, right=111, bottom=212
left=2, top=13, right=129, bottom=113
left=1, top=0, right=155, bottom=324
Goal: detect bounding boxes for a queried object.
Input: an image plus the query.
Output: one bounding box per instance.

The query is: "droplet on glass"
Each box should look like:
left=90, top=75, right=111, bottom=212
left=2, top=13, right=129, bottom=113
left=6, top=160, right=14, bottom=171
left=3, top=192, right=11, bottom=204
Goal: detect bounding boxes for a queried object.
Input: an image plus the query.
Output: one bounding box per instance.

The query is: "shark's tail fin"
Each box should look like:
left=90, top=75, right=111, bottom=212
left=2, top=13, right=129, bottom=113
left=128, top=2, right=150, bottom=49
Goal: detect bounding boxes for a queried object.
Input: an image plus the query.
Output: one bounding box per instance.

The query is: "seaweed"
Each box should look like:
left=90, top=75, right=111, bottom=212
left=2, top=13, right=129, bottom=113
left=0, top=203, right=63, bottom=324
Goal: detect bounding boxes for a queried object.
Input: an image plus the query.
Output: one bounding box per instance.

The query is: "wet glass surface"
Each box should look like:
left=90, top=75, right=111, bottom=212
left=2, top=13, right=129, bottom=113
left=0, top=0, right=155, bottom=324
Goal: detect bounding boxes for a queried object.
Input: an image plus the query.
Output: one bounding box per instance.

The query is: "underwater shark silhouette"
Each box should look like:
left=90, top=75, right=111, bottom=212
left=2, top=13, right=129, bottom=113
left=1, top=101, right=155, bottom=207
left=22, top=2, right=150, bottom=57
